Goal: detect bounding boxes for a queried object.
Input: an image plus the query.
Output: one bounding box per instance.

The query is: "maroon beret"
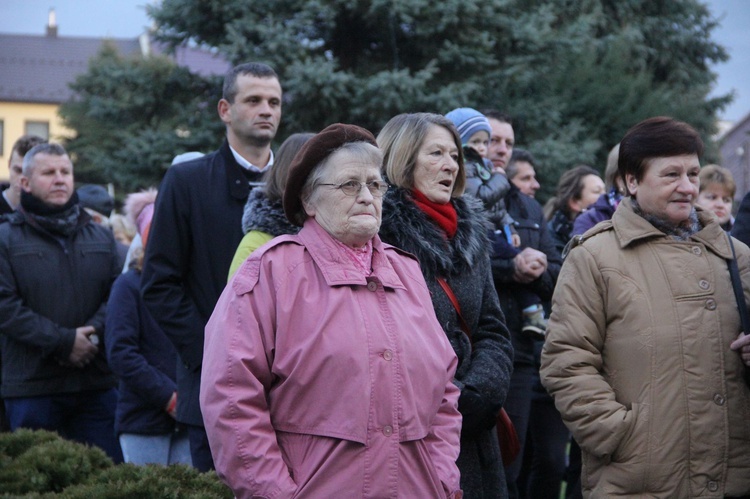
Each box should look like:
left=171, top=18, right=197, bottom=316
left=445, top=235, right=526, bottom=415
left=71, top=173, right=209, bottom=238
left=283, top=123, right=378, bottom=226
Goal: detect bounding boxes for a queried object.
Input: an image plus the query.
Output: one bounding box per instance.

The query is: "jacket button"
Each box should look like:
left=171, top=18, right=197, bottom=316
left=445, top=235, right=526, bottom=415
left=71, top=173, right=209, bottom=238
left=698, top=279, right=710, bottom=290
left=713, top=393, right=725, bottom=406
left=382, top=425, right=393, bottom=436
left=705, top=299, right=716, bottom=310
left=383, top=349, right=393, bottom=361
left=235, top=179, right=241, bottom=185
left=367, top=281, right=378, bottom=292
left=692, top=246, right=702, bottom=255
left=707, top=480, right=719, bottom=492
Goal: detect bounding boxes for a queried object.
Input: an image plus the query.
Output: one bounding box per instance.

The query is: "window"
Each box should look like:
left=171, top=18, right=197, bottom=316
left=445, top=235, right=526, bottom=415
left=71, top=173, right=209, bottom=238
left=25, top=121, right=49, bottom=140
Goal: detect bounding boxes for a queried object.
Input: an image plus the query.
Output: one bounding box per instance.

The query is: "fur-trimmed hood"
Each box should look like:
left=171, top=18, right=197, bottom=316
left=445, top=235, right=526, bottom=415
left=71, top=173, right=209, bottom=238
left=379, top=187, right=491, bottom=281
left=241, top=188, right=299, bottom=237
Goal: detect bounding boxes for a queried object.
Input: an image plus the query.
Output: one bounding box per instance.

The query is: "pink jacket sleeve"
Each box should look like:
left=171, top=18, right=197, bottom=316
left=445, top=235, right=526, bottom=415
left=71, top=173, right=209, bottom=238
left=200, top=265, right=297, bottom=499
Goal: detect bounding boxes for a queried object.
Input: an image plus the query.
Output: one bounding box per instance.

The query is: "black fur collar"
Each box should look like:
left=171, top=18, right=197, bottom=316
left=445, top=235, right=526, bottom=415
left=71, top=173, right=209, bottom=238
left=379, top=187, right=491, bottom=280
left=242, top=188, right=300, bottom=237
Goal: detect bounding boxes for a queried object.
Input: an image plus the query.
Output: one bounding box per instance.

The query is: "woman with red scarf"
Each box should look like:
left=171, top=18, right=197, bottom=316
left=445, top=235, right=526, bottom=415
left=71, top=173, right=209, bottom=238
left=378, top=113, right=514, bottom=498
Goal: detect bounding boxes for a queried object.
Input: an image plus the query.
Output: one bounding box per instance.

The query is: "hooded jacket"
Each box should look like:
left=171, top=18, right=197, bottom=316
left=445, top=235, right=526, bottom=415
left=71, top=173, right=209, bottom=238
left=201, top=219, right=461, bottom=499
left=541, top=199, right=750, bottom=498
left=379, top=187, right=514, bottom=498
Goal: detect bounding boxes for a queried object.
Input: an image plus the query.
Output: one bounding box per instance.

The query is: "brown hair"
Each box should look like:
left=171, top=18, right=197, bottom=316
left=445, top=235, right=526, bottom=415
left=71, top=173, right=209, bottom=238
left=543, top=165, right=601, bottom=221
left=265, top=133, right=314, bottom=201
left=618, top=116, right=703, bottom=193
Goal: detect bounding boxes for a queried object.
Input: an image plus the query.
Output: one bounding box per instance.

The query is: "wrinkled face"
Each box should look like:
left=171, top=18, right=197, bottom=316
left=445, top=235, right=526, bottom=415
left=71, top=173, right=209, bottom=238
left=218, top=74, right=282, bottom=149
left=510, top=161, right=540, bottom=197
left=626, top=154, right=700, bottom=226
left=696, top=183, right=733, bottom=225
left=466, top=130, right=489, bottom=158
left=304, top=151, right=383, bottom=248
left=8, top=150, right=23, bottom=197
left=21, top=153, right=74, bottom=208
left=488, top=118, right=515, bottom=172
left=413, top=125, right=460, bottom=204
left=570, top=174, right=605, bottom=215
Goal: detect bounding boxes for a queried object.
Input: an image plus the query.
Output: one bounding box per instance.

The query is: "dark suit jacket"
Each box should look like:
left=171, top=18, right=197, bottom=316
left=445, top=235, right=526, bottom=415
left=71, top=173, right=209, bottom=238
left=141, top=140, right=262, bottom=425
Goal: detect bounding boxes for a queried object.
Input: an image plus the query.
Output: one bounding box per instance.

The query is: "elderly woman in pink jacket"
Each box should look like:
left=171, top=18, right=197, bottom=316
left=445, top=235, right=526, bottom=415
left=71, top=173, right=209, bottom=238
left=200, top=123, right=463, bottom=499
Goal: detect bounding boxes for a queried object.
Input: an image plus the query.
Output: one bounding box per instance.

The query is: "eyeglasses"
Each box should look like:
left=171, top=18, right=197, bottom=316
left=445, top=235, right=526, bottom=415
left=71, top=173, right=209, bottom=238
left=319, top=180, right=389, bottom=197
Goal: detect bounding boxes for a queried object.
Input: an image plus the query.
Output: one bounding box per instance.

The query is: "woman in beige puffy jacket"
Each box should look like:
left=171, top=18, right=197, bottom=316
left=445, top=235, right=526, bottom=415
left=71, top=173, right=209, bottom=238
left=541, top=116, right=750, bottom=498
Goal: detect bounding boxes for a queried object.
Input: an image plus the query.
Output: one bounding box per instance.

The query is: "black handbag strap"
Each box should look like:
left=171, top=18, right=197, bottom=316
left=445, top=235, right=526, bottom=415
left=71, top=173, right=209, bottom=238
left=727, top=235, right=750, bottom=335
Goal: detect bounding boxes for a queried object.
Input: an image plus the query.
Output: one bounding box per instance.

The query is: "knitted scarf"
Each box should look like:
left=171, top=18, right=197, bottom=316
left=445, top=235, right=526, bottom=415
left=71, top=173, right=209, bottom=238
left=21, top=190, right=82, bottom=237
left=411, top=189, right=458, bottom=238
left=631, top=198, right=702, bottom=241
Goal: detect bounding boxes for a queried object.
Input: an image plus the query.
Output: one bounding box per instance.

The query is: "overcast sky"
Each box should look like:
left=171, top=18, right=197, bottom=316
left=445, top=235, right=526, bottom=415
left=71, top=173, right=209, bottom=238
left=0, top=0, right=747, bottom=122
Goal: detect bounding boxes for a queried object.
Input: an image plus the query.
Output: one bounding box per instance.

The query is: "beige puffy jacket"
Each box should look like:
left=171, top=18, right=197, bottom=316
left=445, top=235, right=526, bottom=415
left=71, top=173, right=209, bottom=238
left=541, top=199, right=750, bottom=498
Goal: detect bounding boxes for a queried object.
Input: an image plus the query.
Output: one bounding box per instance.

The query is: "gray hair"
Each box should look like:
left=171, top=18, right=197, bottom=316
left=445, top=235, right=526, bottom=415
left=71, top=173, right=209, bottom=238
left=299, top=142, right=383, bottom=222
left=23, top=143, right=68, bottom=176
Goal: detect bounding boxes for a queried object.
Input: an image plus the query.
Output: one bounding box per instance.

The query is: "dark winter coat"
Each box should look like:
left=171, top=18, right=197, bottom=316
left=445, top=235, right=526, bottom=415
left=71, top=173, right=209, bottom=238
left=0, top=183, right=12, bottom=215
left=106, top=269, right=178, bottom=435
left=571, top=190, right=620, bottom=237
left=141, top=140, right=260, bottom=425
left=547, top=209, right=574, bottom=257
left=732, top=190, right=750, bottom=248
left=379, top=187, right=514, bottom=499
left=491, top=186, right=561, bottom=366
left=464, top=147, right=515, bottom=230
left=0, top=208, right=119, bottom=397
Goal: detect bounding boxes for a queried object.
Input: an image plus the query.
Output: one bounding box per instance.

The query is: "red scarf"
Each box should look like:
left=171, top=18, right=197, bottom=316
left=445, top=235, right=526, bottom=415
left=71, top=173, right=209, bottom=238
left=411, top=189, right=458, bottom=239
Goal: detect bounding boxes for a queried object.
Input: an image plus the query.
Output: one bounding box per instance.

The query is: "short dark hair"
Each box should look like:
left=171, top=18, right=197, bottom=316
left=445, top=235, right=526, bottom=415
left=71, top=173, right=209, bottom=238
left=222, top=62, right=279, bottom=103
left=618, top=116, right=703, bottom=190
left=10, top=134, right=46, bottom=159
left=22, top=143, right=68, bottom=176
left=481, top=109, right=513, bottom=126
left=506, top=148, right=536, bottom=180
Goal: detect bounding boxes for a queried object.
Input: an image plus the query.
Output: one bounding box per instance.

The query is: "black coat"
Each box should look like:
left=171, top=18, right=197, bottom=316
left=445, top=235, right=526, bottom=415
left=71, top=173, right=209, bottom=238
left=732, top=191, right=750, bottom=247
left=491, top=186, right=562, bottom=366
left=0, top=208, right=119, bottom=397
left=380, top=187, right=514, bottom=499
left=141, top=140, right=261, bottom=425
left=106, top=269, right=178, bottom=435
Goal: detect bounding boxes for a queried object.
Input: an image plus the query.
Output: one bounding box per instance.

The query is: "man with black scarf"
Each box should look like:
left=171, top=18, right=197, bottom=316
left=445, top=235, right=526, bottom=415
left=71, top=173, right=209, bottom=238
left=0, top=143, right=122, bottom=462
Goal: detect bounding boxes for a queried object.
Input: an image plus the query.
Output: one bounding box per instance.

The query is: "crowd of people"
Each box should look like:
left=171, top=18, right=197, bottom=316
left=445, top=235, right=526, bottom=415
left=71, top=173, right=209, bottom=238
left=1, top=61, right=750, bottom=498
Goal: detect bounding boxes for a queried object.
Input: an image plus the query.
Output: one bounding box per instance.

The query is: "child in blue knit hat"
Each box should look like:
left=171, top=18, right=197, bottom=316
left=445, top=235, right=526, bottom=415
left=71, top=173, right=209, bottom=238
left=446, top=107, right=547, bottom=339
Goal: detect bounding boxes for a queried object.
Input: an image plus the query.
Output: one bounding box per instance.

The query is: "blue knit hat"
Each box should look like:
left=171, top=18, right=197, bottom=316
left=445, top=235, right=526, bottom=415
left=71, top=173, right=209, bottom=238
left=445, top=107, right=492, bottom=145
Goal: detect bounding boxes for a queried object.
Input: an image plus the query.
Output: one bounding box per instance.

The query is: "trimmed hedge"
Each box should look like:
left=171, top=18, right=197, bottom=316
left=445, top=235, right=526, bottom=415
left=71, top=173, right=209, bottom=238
left=0, top=430, right=232, bottom=498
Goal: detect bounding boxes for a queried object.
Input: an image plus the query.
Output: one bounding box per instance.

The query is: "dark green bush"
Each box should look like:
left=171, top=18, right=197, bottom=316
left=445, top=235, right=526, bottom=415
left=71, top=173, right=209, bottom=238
left=0, top=430, right=231, bottom=498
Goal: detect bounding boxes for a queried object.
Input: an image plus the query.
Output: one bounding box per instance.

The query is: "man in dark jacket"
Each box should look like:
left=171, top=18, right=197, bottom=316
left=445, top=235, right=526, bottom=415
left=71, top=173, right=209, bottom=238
left=485, top=113, right=563, bottom=498
left=141, top=62, right=282, bottom=471
left=0, top=143, right=121, bottom=462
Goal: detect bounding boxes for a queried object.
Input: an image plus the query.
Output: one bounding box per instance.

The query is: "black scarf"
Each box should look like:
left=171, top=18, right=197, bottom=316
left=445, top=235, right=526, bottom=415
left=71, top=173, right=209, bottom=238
left=21, top=190, right=82, bottom=237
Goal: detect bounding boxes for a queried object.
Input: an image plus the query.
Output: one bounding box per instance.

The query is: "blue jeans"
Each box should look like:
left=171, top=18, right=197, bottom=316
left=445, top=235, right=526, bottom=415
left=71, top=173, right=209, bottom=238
left=119, top=429, right=191, bottom=465
left=4, top=388, right=123, bottom=463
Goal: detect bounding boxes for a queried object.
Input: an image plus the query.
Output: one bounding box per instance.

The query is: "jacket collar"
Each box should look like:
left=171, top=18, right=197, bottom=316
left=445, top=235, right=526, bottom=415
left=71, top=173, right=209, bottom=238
left=298, top=218, right=406, bottom=290
left=613, top=198, right=732, bottom=258
left=219, top=140, right=252, bottom=201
